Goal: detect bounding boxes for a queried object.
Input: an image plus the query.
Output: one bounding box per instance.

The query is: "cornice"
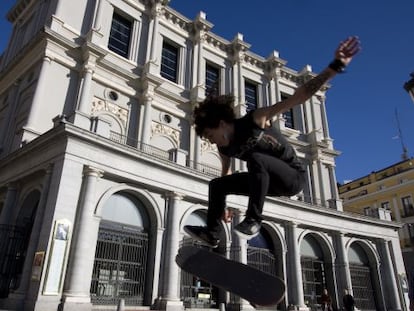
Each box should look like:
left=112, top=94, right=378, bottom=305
left=6, top=0, right=36, bottom=23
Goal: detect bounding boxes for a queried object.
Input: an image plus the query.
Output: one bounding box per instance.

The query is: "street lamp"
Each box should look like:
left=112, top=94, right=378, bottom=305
left=403, top=72, right=414, bottom=102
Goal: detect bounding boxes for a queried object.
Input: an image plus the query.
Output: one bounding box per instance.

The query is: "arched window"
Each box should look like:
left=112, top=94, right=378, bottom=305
left=348, top=243, right=377, bottom=310
left=247, top=229, right=277, bottom=276
left=101, top=193, right=149, bottom=228
left=180, top=210, right=216, bottom=309
left=90, top=192, right=149, bottom=306
left=10, top=191, right=40, bottom=292
left=185, top=210, right=207, bottom=228
left=300, top=235, right=327, bottom=307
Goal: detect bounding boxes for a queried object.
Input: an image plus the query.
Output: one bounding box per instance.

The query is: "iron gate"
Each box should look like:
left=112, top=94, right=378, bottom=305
left=247, top=246, right=277, bottom=276
left=180, top=240, right=216, bottom=308
left=0, top=225, right=28, bottom=298
left=301, top=257, right=327, bottom=307
left=349, top=264, right=377, bottom=310
left=90, top=222, right=149, bottom=306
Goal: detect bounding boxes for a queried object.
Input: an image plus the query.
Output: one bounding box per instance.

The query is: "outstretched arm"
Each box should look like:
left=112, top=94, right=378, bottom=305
left=253, top=36, right=361, bottom=127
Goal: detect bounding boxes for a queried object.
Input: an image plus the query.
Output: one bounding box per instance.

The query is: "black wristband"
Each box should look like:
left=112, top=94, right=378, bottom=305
left=329, top=59, right=346, bottom=73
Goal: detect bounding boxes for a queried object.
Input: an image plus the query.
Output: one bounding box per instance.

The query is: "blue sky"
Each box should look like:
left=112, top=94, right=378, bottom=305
left=1, top=0, right=414, bottom=183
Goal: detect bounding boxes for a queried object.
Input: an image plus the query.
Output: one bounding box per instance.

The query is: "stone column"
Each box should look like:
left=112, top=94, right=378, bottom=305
left=231, top=59, right=240, bottom=105
left=189, top=11, right=210, bottom=100
left=0, top=79, right=20, bottom=151
left=238, top=60, right=244, bottom=103
left=233, top=213, right=248, bottom=265
left=144, top=2, right=164, bottom=66
left=92, top=0, right=104, bottom=30
left=62, top=167, right=103, bottom=311
left=309, top=96, right=317, bottom=132
left=87, top=0, right=107, bottom=45
left=160, top=192, right=184, bottom=311
left=68, top=62, right=95, bottom=129
left=392, top=196, right=402, bottom=221
left=268, top=78, right=277, bottom=107
left=191, top=40, right=200, bottom=88
left=193, top=134, right=201, bottom=168
left=316, top=159, right=326, bottom=206
left=129, top=20, right=140, bottom=62
left=233, top=213, right=254, bottom=310
left=327, top=164, right=343, bottom=211
left=149, top=8, right=160, bottom=63
left=0, top=182, right=19, bottom=225
left=376, top=239, right=402, bottom=311
left=24, top=56, right=52, bottom=133
left=319, top=96, right=329, bottom=138
left=285, top=222, right=306, bottom=309
left=196, top=36, right=204, bottom=89
left=77, top=65, right=94, bottom=114
left=140, top=94, right=153, bottom=146
left=334, top=232, right=352, bottom=295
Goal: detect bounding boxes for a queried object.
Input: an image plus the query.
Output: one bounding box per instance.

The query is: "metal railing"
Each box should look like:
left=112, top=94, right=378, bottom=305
left=186, top=160, right=221, bottom=177
left=108, top=132, right=337, bottom=208
left=109, top=131, right=220, bottom=177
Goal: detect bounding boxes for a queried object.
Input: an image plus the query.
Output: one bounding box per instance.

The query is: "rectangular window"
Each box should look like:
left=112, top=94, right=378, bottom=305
left=245, top=80, right=257, bottom=112
left=381, top=202, right=390, bottom=210
left=402, top=196, right=414, bottom=217
left=205, top=64, right=220, bottom=96
left=281, top=94, right=294, bottom=129
left=283, top=109, right=294, bottom=129
left=108, top=13, right=132, bottom=58
left=363, top=207, right=373, bottom=217
left=161, top=41, right=179, bottom=82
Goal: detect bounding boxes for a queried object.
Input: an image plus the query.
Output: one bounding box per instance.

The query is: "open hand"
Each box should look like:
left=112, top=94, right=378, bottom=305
left=335, top=36, right=361, bottom=66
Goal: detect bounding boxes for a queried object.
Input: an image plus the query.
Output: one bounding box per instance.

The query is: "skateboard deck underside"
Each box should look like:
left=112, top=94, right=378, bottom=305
left=176, top=246, right=285, bottom=306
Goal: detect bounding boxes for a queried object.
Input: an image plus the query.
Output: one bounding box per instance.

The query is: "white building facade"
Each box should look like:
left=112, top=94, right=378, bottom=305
left=0, top=1, right=409, bottom=311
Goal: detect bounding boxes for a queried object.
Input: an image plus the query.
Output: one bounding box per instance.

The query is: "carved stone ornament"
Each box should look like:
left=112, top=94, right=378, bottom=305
left=91, top=98, right=129, bottom=126
left=151, top=121, right=180, bottom=146
left=200, top=139, right=217, bottom=154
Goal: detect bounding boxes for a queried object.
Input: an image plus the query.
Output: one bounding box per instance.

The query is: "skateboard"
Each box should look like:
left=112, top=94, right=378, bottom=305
left=176, top=245, right=285, bottom=306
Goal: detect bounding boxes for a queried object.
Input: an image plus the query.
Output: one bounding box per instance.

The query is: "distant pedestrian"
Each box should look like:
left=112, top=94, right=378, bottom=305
left=343, top=289, right=355, bottom=311
left=321, top=288, right=332, bottom=311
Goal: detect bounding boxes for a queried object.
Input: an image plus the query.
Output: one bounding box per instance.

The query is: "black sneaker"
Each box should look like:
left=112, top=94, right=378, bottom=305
left=234, top=217, right=261, bottom=239
left=183, top=225, right=220, bottom=248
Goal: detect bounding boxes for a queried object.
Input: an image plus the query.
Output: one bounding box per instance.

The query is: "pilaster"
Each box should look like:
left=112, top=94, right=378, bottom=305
left=0, top=79, right=21, bottom=152
left=141, top=93, right=153, bottom=146
left=22, top=56, right=52, bottom=142
left=61, top=167, right=103, bottom=311
left=143, top=0, right=166, bottom=75
left=158, top=192, right=184, bottom=311
left=0, top=182, right=19, bottom=225
left=285, top=222, right=308, bottom=310
left=376, top=239, right=402, bottom=311
left=233, top=213, right=254, bottom=311
left=333, top=232, right=352, bottom=296
left=227, top=33, right=250, bottom=116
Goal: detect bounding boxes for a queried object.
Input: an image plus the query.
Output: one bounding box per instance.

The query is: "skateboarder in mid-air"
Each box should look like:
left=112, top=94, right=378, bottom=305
left=184, top=36, right=361, bottom=248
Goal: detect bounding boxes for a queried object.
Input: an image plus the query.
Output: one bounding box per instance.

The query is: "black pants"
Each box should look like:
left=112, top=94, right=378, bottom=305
left=207, top=152, right=306, bottom=236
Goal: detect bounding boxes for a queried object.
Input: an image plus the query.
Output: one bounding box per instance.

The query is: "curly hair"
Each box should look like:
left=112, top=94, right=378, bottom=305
left=193, top=95, right=236, bottom=137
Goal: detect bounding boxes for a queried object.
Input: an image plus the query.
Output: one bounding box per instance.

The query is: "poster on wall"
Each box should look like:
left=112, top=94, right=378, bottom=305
left=43, top=219, right=71, bottom=295
left=31, top=251, right=45, bottom=281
